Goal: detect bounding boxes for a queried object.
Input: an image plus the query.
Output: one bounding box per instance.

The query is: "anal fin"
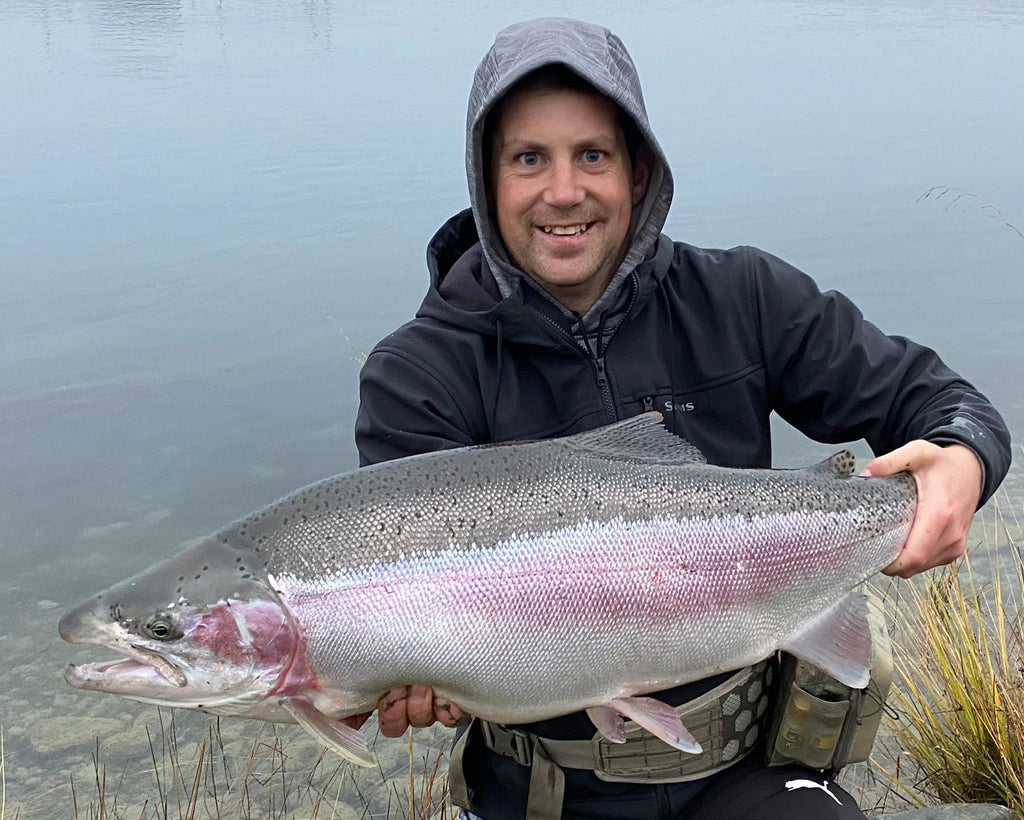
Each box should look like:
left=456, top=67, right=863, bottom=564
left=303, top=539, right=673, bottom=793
left=780, top=593, right=872, bottom=689
left=282, top=698, right=376, bottom=767
left=608, top=696, right=702, bottom=754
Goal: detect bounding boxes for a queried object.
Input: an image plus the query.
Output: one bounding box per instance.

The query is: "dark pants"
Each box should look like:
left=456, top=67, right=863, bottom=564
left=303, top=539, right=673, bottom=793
left=462, top=736, right=866, bottom=820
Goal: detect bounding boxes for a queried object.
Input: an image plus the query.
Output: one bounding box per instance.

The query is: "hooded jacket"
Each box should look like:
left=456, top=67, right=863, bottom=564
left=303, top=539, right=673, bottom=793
left=355, top=17, right=1010, bottom=740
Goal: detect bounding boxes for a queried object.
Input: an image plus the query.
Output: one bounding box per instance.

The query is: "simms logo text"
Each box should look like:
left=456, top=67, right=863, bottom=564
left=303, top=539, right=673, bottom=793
left=665, top=400, right=695, bottom=413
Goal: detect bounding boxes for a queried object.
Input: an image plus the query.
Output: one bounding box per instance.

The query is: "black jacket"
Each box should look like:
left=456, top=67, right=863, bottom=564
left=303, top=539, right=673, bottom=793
left=355, top=210, right=1011, bottom=742
left=357, top=210, right=1010, bottom=501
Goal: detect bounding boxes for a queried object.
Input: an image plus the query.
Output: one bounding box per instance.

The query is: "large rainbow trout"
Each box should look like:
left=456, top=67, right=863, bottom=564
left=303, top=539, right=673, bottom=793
left=59, top=413, right=915, bottom=764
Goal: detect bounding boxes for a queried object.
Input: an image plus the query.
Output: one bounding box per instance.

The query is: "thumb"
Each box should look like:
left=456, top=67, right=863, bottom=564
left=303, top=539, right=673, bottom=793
left=860, top=444, right=916, bottom=478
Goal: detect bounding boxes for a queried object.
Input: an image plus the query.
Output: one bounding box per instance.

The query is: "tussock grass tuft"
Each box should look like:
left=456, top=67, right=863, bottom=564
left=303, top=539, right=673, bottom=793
left=891, top=494, right=1024, bottom=812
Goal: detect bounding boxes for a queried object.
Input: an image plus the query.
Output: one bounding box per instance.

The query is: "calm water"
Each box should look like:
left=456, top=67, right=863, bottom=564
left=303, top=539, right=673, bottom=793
left=1, top=0, right=1022, bottom=814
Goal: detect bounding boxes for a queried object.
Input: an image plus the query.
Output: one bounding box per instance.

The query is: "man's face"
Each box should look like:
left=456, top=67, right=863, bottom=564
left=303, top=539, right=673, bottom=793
left=491, top=85, right=650, bottom=314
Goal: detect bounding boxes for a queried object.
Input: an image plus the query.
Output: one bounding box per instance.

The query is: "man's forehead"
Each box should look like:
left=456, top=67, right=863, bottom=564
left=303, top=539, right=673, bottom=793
left=494, top=85, right=621, bottom=145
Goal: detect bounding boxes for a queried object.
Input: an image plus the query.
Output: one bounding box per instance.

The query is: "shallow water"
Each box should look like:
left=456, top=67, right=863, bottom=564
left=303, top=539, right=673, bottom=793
left=1, top=1, right=1022, bottom=815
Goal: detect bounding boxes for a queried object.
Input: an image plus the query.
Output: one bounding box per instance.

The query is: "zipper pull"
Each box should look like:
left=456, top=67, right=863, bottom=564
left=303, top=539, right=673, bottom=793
left=642, top=396, right=654, bottom=413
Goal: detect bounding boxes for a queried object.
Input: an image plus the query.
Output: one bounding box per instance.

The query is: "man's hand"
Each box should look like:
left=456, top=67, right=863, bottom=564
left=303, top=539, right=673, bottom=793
left=376, top=685, right=469, bottom=737
left=860, top=441, right=982, bottom=579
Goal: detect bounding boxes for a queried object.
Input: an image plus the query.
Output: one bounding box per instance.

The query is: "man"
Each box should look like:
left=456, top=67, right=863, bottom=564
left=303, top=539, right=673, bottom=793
left=355, top=17, right=1010, bottom=820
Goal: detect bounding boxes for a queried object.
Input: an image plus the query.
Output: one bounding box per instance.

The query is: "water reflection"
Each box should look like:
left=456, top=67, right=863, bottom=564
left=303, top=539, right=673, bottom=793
left=89, top=0, right=184, bottom=75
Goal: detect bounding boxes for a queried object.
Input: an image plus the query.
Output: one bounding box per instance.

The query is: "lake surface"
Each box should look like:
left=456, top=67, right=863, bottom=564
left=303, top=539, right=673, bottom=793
left=1, top=0, right=1022, bottom=815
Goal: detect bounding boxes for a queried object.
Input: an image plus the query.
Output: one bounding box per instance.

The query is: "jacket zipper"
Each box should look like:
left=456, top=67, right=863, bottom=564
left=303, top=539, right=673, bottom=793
left=527, top=274, right=639, bottom=423
left=594, top=356, right=617, bottom=421
left=591, top=275, right=639, bottom=422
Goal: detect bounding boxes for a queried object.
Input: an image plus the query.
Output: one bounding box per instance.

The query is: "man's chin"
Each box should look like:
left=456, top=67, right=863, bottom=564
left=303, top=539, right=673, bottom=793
left=522, top=266, right=615, bottom=312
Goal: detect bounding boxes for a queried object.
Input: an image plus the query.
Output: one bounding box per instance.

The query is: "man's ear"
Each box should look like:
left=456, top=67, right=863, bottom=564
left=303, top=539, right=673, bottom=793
left=631, top=142, right=654, bottom=206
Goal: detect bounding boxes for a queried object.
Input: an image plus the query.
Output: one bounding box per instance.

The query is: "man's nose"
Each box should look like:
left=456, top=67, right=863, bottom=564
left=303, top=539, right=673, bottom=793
left=542, top=159, right=585, bottom=208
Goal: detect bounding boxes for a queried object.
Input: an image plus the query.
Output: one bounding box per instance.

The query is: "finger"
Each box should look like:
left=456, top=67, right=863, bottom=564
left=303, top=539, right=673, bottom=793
left=860, top=441, right=930, bottom=478
left=406, top=684, right=436, bottom=728
left=434, top=698, right=469, bottom=728
left=882, top=504, right=963, bottom=578
left=378, top=686, right=411, bottom=737
left=882, top=500, right=934, bottom=578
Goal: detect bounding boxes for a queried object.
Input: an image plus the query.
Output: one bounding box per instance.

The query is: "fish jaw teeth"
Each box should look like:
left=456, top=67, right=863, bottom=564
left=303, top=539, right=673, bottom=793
left=542, top=224, right=589, bottom=236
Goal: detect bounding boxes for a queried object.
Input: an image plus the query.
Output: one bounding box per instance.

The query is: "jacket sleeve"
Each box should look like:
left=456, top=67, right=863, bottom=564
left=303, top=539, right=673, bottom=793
left=355, top=342, right=478, bottom=467
left=745, top=248, right=1011, bottom=505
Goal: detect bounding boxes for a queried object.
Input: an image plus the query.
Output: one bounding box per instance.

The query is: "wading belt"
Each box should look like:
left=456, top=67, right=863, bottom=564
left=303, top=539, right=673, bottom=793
left=448, top=660, right=773, bottom=820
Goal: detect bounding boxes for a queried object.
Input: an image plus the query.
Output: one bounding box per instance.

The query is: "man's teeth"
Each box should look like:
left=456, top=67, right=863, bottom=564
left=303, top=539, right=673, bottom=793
left=542, top=224, right=589, bottom=236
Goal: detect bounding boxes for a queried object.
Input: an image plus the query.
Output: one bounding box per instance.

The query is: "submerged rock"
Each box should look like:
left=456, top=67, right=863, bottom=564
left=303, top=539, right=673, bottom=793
left=27, top=716, right=125, bottom=755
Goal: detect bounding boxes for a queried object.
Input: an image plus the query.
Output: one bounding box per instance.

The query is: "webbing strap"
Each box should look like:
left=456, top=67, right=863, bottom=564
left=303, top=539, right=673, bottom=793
left=448, top=721, right=566, bottom=818
left=448, top=722, right=473, bottom=809
left=525, top=738, right=564, bottom=820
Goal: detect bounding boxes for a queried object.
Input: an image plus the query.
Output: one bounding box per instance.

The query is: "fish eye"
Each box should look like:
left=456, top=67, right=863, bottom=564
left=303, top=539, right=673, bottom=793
left=142, top=612, right=182, bottom=642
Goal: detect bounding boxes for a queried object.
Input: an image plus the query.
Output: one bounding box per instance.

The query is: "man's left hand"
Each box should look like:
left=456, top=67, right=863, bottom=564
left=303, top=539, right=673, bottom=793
left=860, top=441, right=982, bottom=579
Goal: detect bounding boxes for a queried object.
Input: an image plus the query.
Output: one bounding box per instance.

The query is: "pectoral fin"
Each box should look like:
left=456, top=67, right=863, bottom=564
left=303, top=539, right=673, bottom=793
left=607, top=696, right=702, bottom=753
left=780, top=593, right=872, bottom=689
left=282, top=698, right=376, bottom=767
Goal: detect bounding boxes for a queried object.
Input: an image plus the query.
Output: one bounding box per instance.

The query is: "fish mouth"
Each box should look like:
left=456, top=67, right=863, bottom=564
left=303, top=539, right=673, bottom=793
left=65, top=643, right=188, bottom=690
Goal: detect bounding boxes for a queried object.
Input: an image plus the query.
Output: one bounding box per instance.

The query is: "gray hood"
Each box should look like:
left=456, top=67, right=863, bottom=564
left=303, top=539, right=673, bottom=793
left=466, top=17, right=675, bottom=320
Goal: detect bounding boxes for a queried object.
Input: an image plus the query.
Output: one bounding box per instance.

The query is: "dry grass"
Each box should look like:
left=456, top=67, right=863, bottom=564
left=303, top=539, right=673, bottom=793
left=889, top=494, right=1024, bottom=812
left=3, top=711, right=453, bottom=820
left=2, top=727, right=21, bottom=820
left=918, top=186, right=1024, bottom=242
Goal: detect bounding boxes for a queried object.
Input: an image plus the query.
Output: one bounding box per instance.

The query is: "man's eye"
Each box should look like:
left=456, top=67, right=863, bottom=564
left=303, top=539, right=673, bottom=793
left=518, top=152, right=540, bottom=166
left=583, top=150, right=603, bottom=163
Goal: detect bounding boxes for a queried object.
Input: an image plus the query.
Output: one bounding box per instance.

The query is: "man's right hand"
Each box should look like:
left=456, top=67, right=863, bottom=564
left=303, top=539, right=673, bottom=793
left=377, top=685, right=469, bottom=737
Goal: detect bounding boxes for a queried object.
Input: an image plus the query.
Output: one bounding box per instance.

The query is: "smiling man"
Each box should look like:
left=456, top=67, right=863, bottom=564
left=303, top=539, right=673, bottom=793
left=354, top=17, right=1010, bottom=820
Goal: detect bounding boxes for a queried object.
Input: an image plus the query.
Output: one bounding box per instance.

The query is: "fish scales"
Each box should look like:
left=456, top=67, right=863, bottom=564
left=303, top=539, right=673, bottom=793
left=60, top=413, right=916, bottom=764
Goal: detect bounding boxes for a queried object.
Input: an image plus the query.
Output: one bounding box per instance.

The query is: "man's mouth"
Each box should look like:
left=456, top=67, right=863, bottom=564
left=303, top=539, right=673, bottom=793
left=540, top=223, right=592, bottom=236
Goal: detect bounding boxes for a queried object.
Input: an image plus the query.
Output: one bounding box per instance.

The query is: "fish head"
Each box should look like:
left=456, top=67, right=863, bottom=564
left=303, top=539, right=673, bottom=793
left=59, top=534, right=304, bottom=716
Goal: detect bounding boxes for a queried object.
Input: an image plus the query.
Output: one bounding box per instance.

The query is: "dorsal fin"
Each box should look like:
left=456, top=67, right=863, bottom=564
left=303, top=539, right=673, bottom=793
left=562, top=413, right=707, bottom=465
left=799, top=450, right=856, bottom=478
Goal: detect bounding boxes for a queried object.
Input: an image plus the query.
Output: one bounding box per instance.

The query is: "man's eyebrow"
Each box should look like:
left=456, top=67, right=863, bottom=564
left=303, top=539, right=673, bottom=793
left=498, top=134, right=619, bottom=154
